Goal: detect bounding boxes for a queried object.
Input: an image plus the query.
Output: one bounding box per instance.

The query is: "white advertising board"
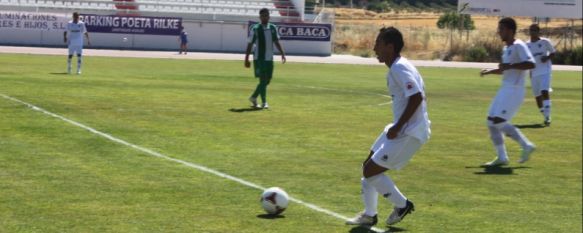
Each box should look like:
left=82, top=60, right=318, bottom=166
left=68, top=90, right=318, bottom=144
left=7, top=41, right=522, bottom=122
left=0, top=11, right=69, bottom=31
left=458, top=0, right=582, bottom=19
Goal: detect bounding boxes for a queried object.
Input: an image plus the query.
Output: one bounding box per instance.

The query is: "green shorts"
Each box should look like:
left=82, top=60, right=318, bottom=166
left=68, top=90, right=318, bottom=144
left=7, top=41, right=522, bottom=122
left=253, top=60, right=274, bottom=79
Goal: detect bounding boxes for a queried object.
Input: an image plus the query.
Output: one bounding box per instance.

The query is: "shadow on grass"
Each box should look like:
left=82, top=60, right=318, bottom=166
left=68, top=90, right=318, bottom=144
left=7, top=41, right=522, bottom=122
left=256, top=214, right=285, bottom=219
left=465, top=165, right=531, bottom=175
left=349, top=226, right=406, bottom=233
left=229, top=107, right=263, bottom=113
left=514, top=123, right=545, bottom=129
left=49, top=72, right=69, bottom=75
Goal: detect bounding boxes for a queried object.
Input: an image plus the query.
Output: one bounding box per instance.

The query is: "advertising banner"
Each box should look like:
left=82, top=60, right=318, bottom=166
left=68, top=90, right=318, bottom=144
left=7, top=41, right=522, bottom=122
left=248, top=21, right=332, bottom=42
left=0, top=11, right=68, bottom=31
left=82, top=14, right=182, bottom=35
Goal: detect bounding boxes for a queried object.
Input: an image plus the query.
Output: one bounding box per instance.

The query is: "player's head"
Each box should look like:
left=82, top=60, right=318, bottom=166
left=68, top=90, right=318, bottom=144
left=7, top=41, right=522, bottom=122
left=72, top=12, right=79, bottom=21
left=259, top=8, right=270, bottom=24
left=374, top=27, right=404, bottom=63
left=529, top=24, right=541, bottom=38
left=497, top=17, right=517, bottom=42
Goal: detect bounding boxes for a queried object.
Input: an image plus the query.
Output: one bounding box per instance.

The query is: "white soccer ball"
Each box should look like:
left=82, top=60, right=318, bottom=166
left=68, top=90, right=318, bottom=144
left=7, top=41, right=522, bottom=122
left=260, top=187, right=289, bottom=215
left=123, top=37, right=128, bottom=42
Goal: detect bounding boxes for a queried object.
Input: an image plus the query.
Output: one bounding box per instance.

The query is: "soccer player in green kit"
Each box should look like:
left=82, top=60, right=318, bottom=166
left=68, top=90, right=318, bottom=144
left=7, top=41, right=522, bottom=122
left=244, top=8, right=286, bottom=109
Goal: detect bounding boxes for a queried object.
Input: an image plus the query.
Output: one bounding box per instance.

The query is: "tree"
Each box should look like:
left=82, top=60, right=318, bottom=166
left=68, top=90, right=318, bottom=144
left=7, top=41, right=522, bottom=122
left=437, top=11, right=476, bottom=52
left=436, top=11, right=475, bottom=31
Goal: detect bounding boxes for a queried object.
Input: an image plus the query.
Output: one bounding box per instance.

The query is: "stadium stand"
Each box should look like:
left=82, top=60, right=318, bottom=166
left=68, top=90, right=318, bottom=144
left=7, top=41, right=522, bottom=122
left=0, top=0, right=303, bottom=22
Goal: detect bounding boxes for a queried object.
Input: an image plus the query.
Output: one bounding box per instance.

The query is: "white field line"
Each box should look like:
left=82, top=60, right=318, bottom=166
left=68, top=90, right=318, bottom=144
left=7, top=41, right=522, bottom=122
left=0, top=93, right=386, bottom=233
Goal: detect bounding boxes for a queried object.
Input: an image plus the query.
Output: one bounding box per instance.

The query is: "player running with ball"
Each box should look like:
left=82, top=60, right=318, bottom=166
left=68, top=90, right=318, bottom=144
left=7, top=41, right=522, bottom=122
left=346, top=27, right=430, bottom=227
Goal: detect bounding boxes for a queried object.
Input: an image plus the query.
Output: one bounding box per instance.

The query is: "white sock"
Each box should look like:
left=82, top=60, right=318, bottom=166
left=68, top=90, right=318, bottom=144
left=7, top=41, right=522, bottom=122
left=495, top=144, right=508, bottom=161
left=499, top=123, right=533, bottom=148
left=366, top=174, right=407, bottom=208
left=543, top=100, right=551, bottom=118
left=361, top=177, right=378, bottom=216
left=488, top=126, right=507, bottom=160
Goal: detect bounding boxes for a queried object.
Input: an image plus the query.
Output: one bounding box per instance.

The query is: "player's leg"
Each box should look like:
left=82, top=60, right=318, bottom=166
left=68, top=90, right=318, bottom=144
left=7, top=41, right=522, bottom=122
left=249, top=60, right=263, bottom=108
left=484, top=89, right=512, bottom=166
left=541, top=74, right=552, bottom=125
left=484, top=116, right=509, bottom=166
left=259, top=77, right=271, bottom=108
left=67, top=55, right=73, bottom=74
left=484, top=87, right=535, bottom=164
left=532, top=75, right=544, bottom=110
left=259, top=61, right=273, bottom=108
left=67, top=46, right=74, bottom=74
left=367, top=136, right=419, bottom=225
left=345, top=150, right=379, bottom=226
left=494, top=121, right=535, bottom=163
left=535, top=96, right=543, bottom=111
left=347, top=126, right=391, bottom=226
left=76, top=48, right=83, bottom=75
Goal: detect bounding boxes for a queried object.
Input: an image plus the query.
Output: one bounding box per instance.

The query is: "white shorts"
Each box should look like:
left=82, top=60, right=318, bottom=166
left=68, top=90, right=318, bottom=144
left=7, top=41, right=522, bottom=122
left=488, top=86, right=524, bottom=120
left=68, top=45, right=83, bottom=56
left=369, top=124, right=423, bottom=170
left=530, top=73, right=552, bottom=96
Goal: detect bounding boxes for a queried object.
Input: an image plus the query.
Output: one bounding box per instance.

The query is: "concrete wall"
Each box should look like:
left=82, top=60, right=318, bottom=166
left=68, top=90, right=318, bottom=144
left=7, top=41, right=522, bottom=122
left=0, top=18, right=331, bottom=56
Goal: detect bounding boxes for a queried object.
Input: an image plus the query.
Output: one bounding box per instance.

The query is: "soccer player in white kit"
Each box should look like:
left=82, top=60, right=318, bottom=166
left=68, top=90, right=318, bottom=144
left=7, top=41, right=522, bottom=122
left=527, top=24, right=556, bottom=126
left=64, top=12, right=90, bottom=75
left=346, top=27, right=430, bottom=227
left=480, top=18, right=537, bottom=166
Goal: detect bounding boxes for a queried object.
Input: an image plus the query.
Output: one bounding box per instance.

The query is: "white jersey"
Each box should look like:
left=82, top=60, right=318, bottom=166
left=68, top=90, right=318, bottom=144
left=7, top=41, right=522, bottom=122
left=527, top=38, right=556, bottom=76
left=387, top=57, right=431, bottom=143
left=501, top=39, right=535, bottom=87
left=66, top=21, right=87, bottom=47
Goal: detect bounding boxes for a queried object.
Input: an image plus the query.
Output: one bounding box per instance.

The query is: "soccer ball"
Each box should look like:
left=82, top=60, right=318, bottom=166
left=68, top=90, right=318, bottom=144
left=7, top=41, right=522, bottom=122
left=260, top=187, right=289, bottom=215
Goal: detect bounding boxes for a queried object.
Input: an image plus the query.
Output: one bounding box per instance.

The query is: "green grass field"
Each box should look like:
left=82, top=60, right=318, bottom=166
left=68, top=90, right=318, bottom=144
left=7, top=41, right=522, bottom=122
left=0, top=53, right=581, bottom=233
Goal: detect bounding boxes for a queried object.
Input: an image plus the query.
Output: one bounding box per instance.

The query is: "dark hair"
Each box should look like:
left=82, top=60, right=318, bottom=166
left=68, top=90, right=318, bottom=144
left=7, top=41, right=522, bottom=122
left=378, top=27, right=404, bottom=54
left=530, top=23, right=540, bottom=31
left=259, top=8, right=269, bottom=15
left=498, top=17, right=517, bottom=34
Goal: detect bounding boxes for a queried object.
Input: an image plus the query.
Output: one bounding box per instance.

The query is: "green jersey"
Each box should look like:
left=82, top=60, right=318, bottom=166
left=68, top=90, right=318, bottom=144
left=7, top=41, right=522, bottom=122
left=248, top=23, right=280, bottom=61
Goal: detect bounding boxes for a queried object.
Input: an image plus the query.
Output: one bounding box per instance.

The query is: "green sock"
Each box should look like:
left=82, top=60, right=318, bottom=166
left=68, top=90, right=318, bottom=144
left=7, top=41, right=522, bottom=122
left=259, top=79, right=269, bottom=103
left=251, top=83, right=261, bottom=98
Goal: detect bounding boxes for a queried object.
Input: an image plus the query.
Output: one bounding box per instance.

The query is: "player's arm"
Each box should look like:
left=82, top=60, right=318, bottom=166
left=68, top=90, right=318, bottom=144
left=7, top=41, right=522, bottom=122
left=499, top=61, right=535, bottom=71
left=541, top=53, right=555, bottom=63
left=84, top=32, right=91, bottom=46
left=480, top=68, right=503, bottom=76
left=541, top=40, right=556, bottom=63
left=245, top=27, right=256, bottom=68
left=274, top=40, right=286, bottom=64
left=244, top=43, right=253, bottom=68
left=63, top=31, right=67, bottom=44
left=387, top=92, right=423, bottom=139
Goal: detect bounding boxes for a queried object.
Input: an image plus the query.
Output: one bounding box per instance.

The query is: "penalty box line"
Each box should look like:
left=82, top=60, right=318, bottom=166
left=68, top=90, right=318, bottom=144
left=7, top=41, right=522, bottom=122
left=0, top=93, right=385, bottom=233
